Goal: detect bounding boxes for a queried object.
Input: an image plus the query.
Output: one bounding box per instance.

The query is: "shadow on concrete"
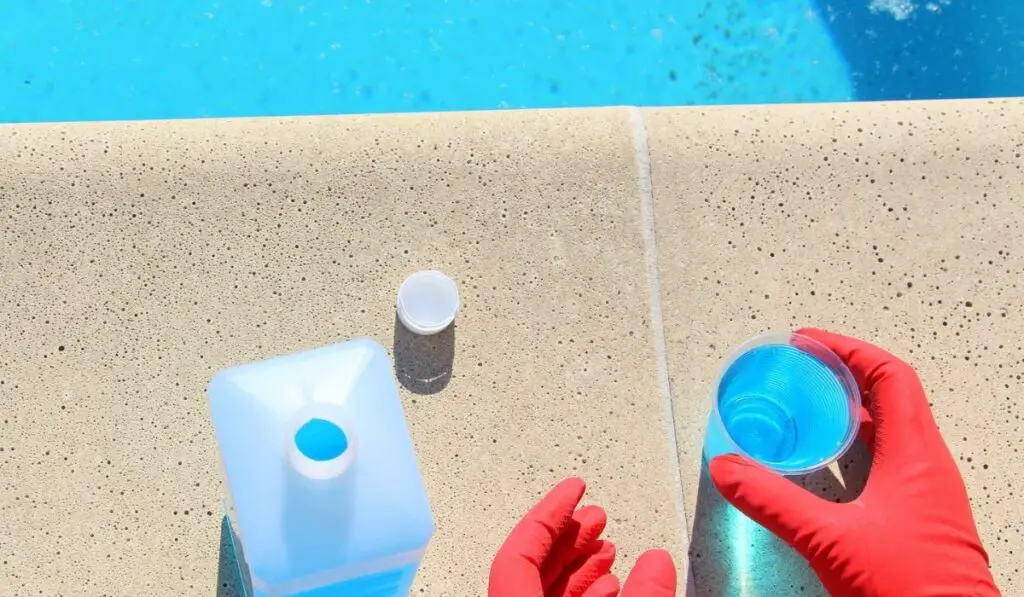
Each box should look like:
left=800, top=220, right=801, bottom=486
left=688, top=441, right=871, bottom=596
left=813, top=0, right=1024, bottom=101
left=392, top=313, right=455, bottom=395
left=217, top=515, right=252, bottom=597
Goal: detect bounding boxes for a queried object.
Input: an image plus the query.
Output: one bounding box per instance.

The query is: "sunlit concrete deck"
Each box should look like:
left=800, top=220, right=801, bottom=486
left=2, top=99, right=1021, bottom=596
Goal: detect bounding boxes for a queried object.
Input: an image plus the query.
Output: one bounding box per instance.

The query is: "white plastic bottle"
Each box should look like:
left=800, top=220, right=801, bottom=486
left=209, top=338, right=434, bottom=596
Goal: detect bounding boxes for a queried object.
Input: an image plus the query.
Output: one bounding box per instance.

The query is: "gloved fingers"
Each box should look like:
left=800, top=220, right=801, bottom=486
left=546, top=540, right=617, bottom=597
left=620, top=549, right=677, bottom=597
left=540, top=505, right=608, bottom=589
left=796, top=329, right=935, bottom=458
left=579, top=573, right=620, bottom=597
left=856, top=403, right=875, bottom=450
left=489, top=477, right=587, bottom=596
left=710, top=454, right=833, bottom=556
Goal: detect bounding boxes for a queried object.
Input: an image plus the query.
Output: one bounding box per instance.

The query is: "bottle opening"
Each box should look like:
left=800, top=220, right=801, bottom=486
left=294, top=418, right=349, bottom=462
left=287, top=402, right=357, bottom=480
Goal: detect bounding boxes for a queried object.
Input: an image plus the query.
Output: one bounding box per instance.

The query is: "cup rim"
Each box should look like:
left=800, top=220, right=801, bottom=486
left=710, top=331, right=862, bottom=476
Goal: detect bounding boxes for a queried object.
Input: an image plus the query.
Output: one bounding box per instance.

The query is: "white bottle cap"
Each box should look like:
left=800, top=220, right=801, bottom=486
left=396, top=270, right=460, bottom=335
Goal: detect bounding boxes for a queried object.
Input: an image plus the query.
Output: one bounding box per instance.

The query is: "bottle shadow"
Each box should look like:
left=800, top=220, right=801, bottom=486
left=688, top=442, right=871, bottom=596
left=392, top=314, right=455, bottom=395
left=216, top=514, right=252, bottom=597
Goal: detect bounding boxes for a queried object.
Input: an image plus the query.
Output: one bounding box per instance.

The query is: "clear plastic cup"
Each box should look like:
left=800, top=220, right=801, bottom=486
left=703, top=332, right=861, bottom=476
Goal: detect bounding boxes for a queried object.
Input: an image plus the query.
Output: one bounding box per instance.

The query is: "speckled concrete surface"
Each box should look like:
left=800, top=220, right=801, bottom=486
left=645, top=99, right=1024, bottom=595
left=2, top=100, right=1022, bottom=597
left=0, top=110, right=685, bottom=596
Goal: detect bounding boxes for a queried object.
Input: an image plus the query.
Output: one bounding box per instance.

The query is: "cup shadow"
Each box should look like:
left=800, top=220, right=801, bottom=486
left=688, top=441, right=871, bottom=596
left=392, top=313, right=455, bottom=395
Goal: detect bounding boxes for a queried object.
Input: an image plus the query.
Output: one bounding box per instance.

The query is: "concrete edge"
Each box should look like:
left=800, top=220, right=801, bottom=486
left=627, top=108, right=693, bottom=577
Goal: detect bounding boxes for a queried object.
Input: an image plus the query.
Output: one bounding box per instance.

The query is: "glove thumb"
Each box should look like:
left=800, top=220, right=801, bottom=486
left=709, top=454, right=834, bottom=557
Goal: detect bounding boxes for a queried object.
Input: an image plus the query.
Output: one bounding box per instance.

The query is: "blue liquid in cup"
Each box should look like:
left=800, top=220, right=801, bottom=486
left=717, top=343, right=853, bottom=473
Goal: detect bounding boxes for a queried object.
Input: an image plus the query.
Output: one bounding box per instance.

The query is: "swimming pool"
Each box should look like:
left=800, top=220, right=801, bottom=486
left=1, top=1, right=1022, bottom=123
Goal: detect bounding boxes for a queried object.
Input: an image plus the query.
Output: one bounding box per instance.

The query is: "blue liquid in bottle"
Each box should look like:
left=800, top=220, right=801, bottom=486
left=209, top=339, right=434, bottom=596
left=710, top=344, right=852, bottom=473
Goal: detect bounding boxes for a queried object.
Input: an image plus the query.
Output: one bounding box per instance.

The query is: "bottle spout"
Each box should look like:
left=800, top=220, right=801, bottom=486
left=287, top=401, right=357, bottom=481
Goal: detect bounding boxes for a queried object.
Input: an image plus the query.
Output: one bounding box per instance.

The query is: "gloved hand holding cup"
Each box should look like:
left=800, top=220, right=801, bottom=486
left=707, top=329, right=999, bottom=596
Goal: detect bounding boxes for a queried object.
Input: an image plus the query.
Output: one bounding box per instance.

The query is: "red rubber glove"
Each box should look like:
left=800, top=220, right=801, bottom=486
left=710, top=328, right=1000, bottom=596
left=488, top=477, right=676, bottom=597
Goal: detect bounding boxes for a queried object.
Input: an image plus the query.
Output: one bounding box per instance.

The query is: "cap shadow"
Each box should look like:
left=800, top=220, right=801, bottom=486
left=392, top=313, right=455, bottom=395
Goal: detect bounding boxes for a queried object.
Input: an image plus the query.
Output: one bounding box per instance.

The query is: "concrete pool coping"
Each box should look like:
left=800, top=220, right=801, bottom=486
left=1, top=99, right=1022, bottom=596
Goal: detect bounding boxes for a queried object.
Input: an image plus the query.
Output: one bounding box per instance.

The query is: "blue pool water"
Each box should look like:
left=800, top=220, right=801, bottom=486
left=714, top=344, right=854, bottom=473
left=1, top=1, right=1022, bottom=123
